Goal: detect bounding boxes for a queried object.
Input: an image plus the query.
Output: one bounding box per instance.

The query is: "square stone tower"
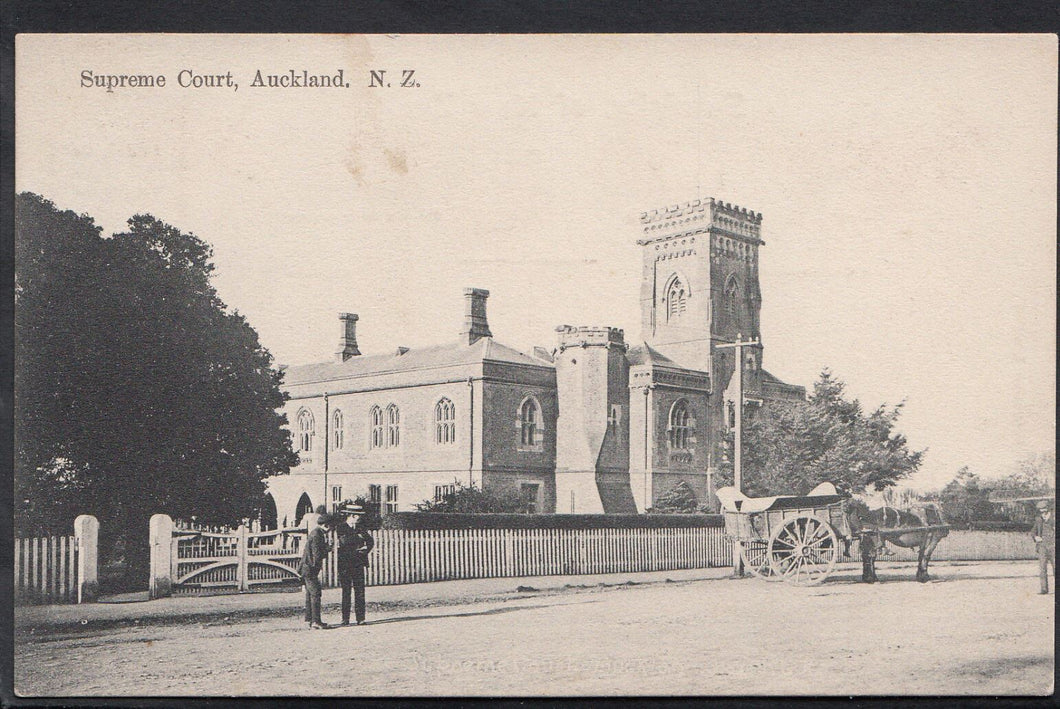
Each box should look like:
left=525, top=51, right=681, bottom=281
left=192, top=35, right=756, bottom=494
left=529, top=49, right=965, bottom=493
left=638, top=198, right=764, bottom=378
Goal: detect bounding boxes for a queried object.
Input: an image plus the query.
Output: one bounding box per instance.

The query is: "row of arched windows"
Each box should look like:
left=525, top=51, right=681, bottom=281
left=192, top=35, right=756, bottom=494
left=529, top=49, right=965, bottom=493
left=295, top=395, right=546, bottom=454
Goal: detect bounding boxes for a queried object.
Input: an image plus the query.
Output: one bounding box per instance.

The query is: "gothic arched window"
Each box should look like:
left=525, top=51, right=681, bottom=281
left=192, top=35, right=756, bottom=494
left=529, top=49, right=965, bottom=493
left=519, top=396, right=542, bottom=449
left=386, top=404, right=401, bottom=447
left=297, top=409, right=314, bottom=453
left=668, top=399, right=692, bottom=450
left=435, top=398, right=456, bottom=445
left=369, top=406, right=384, bottom=449
left=331, top=409, right=344, bottom=450
left=667, top=276, right=688, bottom=321
left=725, top=275, right=740, bottom=322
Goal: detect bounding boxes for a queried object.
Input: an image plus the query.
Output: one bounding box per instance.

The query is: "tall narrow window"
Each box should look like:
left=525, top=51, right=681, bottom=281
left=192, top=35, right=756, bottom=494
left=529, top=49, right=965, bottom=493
left=297, top=410, right=314, bottom=453
left=667, top=276, right=687, bottom=321
left=726, top=275, right=740, bottom=322
left=668, top=399, right=692, bottom=450
left=368, top=484, right=382, bottom=504
left=435, top=398, right=456, bottom=445
left=519, top=397, right=541, bottom=448
left=331, top=409, right=344, bottom=450
left=386, top=405, right=400, bottom=447
left=369, top=406, right=384, bottom=449
left=384, top=484, right=399, bottom=514
left=331, top=485, right=343, bottom=508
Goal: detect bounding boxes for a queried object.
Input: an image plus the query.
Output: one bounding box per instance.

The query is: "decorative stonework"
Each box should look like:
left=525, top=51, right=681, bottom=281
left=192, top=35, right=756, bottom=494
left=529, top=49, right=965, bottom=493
left=629, top=366, right=710, bottom=392
left=555, top=325, right=627, bottom=353
left=638, top=197, right=763, bottom=245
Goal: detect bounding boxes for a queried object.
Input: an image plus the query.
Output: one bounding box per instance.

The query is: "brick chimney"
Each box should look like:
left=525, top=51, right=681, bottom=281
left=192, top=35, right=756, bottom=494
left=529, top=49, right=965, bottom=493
left=336, top=313, right=361, bottom=361
left=459, top=288, right=492, bottom=344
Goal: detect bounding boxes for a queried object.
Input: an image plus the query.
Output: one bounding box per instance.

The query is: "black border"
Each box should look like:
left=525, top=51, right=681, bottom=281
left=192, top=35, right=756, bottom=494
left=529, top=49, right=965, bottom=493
left=2, top=1, right=1057, bottom=707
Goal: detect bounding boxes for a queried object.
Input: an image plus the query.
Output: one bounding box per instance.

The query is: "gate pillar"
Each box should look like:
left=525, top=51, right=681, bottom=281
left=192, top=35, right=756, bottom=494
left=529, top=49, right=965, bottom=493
left=73, top=514, right=99, bottom=603
left=149, top=514, right=174, bottom=599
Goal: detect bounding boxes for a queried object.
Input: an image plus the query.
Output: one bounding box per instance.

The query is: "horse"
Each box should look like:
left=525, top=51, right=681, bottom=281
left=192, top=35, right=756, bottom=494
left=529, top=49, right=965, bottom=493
left=847, top=503, right=949, bottom=583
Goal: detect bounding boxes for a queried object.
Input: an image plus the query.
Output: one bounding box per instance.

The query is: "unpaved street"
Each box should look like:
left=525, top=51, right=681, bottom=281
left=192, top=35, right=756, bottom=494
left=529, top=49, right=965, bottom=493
left=15, top=561, right=1054, bottom=696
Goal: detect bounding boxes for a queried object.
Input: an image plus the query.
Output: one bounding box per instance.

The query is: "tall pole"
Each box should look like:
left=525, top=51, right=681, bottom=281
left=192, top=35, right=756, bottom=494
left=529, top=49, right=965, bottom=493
left=715, top=333, right=760, bottom=577
left=715, top=333, right=759, bottom=495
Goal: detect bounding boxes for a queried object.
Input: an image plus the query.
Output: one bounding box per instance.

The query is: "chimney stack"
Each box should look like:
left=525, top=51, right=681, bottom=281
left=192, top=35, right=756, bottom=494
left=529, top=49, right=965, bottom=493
left=460, top=288, right=492, bottom=344
left=336, top=313, right=361, bottom=361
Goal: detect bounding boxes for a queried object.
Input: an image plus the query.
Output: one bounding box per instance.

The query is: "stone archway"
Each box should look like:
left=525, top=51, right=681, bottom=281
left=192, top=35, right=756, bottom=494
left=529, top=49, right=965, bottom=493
left=259, top=493, right=278, bottom=531
left=294, top=492, right=313, bottom=527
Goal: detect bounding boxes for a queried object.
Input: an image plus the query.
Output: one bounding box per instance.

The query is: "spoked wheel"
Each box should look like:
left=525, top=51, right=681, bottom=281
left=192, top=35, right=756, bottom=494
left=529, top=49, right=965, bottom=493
left=740, top=540, right=783, bottom=581
left=767, top=515, right=839, bottom=585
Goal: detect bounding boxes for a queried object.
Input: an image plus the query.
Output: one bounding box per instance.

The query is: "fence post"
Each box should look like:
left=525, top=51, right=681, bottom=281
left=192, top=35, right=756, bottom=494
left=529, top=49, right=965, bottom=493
left=237, top=524, right=249, bottom=591
left=149, top=514, right=174, bottom=599
left=73, top=515, right=99, bottom=604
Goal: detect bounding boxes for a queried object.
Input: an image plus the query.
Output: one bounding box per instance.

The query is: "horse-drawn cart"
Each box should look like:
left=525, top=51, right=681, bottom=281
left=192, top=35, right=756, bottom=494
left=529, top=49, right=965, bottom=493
left=717, top=483, right=950, bottom=585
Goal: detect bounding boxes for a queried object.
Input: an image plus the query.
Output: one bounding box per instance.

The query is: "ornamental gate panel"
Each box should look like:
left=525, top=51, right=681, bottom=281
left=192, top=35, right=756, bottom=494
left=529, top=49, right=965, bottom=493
left=172, top=525, right=306, bottom=591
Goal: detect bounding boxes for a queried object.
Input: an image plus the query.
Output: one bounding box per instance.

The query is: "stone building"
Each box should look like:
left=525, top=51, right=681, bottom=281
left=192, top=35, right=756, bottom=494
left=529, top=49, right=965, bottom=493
left=264, top=197, right=803, bottom=525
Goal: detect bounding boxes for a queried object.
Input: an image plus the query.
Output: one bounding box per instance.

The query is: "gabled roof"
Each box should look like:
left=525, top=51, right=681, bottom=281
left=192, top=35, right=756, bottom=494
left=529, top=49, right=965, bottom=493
left=626, top=342, right=679, bottom=367
left=283, top=337, right=551, bottom=386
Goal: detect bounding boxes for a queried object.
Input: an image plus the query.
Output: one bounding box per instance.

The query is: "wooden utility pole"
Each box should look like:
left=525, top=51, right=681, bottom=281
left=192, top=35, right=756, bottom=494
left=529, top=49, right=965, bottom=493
left=715, top=333, right=760, bottom=493
left=715, top=333, right=760, bottom=576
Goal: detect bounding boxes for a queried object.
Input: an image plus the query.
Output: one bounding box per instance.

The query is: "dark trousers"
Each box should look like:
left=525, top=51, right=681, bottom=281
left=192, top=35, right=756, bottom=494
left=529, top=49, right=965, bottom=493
left=340, top=566, right=366, bottom=623
left=1039, top=545, right=1055, bottom=593
left=303, top=574, right=322, bottom=624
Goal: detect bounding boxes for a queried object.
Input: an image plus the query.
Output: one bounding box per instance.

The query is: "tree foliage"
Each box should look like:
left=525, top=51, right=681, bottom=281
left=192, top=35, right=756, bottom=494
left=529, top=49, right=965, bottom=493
left=415, top=480, right=529, bottom=513
left=937, top=453, right=1055, bottom=525
left=15, top=193, right=297, bottom=570
left=733, top=370, right=924, bottom=497
left=649, top=481, right=701, bottom=514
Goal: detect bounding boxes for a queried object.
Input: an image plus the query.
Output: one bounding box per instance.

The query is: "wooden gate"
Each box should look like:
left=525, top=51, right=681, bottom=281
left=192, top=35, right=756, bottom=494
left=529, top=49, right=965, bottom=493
left=172, top=525, right=306, bottom=591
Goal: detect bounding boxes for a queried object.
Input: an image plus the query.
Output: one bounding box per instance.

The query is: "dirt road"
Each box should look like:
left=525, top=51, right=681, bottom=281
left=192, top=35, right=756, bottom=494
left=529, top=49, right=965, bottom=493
left=15, top=561, right=1054, bottom=696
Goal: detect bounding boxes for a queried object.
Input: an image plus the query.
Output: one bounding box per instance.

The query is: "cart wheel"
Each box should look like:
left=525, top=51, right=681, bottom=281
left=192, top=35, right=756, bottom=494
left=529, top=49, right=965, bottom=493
left=741, top=540, right=783, bottom=581
left=767, top=515, right=839, bottom=585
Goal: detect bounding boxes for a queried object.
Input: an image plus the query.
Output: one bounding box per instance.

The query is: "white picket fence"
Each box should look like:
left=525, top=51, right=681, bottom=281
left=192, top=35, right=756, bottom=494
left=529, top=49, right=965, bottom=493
left=14, top=535, right=78, bottom=604
left=858, top=530, right=1037, bottom=562
left=159, top=523, right=733, bottom=595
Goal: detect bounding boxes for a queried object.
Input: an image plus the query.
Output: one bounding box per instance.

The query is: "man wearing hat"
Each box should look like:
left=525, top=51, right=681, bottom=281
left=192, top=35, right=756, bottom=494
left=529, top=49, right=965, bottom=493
left=296, top=505, right=332, bottom=628
left=335, top=502, right=375, bottom=625
left=1031, top=499, right=1054, bottom=594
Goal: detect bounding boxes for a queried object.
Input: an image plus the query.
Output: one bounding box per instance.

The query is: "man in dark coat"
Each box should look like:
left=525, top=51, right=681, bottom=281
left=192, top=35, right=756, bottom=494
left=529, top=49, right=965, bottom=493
left=297, top=508, right=331, bottom=628
left=1031, top=499, right=1055, bottom=594
left=335, top=503, right=374, bottom=625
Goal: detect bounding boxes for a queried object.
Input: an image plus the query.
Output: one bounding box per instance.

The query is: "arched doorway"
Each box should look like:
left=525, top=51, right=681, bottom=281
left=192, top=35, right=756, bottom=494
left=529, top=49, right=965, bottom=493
left=294, top=493, right=313, bottom=527
left=259, top=493, right=278, bottom=531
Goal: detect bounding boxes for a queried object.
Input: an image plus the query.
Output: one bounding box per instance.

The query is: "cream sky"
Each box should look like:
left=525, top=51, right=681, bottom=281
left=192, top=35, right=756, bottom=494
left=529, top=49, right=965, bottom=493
left=16, top=34, right=1057, bottom=491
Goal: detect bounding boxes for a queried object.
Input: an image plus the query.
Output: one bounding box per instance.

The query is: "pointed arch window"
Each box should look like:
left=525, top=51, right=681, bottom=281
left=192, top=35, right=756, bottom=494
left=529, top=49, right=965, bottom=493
left=369, top=406, right=384, bottom=449
left=667, top=276, right=688, bottom=321
left=386, top=404, right=401, bottom=448
left=297, top=409, right=315, bottom=453
left=668, top=399, right=693, bottom=450
left=725, top=275, right=740, bottom=322
left=435, top=398, right=456, bottom=445
left=331, top=409, right=344, bottom=450
left=518, top=396, right=544, bottom=450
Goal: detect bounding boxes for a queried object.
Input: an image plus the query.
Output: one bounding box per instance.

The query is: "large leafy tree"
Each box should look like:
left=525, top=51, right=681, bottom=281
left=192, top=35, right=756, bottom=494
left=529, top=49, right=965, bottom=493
left=15, top=193, right=297, bottom=579
left=732, top=370, right=924, bottom=497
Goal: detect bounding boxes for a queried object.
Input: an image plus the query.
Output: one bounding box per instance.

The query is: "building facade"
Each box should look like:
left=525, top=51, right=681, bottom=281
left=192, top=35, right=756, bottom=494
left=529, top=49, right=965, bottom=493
left=264, top=197, right=804, bottom=525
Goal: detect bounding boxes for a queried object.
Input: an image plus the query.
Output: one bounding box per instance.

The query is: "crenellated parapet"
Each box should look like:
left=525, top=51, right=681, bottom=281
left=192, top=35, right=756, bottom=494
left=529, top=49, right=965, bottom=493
left=555, top=325, right=627, bottom=352
left=637, top=197, right=763, bottom=245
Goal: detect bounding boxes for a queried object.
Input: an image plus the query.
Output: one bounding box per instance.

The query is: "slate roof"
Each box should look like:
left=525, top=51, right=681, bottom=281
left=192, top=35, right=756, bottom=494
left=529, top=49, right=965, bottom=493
left=625, top=342, right=680, bottom=367
left=283, top=337, right=551, bottom=386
